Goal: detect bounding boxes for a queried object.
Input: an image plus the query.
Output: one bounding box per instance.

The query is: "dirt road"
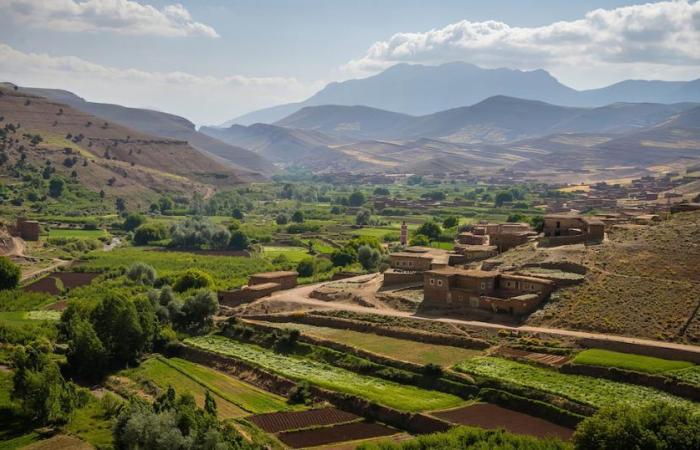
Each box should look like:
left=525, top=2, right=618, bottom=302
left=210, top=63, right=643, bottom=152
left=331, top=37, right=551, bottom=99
left=264, top=275, right=700, bottom=358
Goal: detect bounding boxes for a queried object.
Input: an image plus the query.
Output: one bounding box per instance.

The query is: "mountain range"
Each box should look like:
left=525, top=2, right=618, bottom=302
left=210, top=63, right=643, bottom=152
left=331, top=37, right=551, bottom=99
left=227, top=62, right=700, bottom=126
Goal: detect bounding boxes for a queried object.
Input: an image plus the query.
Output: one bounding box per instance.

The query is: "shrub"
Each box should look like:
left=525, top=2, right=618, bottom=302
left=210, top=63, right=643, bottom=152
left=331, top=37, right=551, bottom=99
left=296, top=258, right=315, bottom=277
left=291, top=211, right=304, bottom=223
left=127, top=262, right=157, bottom=285
left=358, top=245, right=381, bottom=271
left=0, top=256, right=21, bottom=291
left=442, top=216, right=459, bottom=228
left=275, top=213, right=288, bottom=225
left=176, top=290, right=218, bottom=334
left=123, top=213, right=146, bottom=231
left=573, top=402, right=700, bottom=450
left=173, top=269, right=213, bottom=293
left=415, top=221, right=442, bottom=240
left=228, top=230, right=249, bottom=250
left=355, top=208, right=371, bottom=226
left=133, top=223, right=168, bottom=245
left=287, top=381, right=312, bottom=405
left=331, top=249, right=356, bottom=267
left=409, top=234, right=431, bottom=246
left=348, top=191, right=365, bottom=206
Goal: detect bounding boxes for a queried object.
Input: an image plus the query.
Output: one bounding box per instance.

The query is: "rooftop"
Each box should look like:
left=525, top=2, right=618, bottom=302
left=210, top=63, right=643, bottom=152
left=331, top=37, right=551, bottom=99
left=250, top=271, right=298, bottom=278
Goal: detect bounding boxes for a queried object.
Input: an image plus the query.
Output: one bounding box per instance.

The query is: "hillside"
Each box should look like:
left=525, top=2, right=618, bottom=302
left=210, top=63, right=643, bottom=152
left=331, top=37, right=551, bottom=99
left=490, top=211, right=700, bottom=343
left=4, top=84, right=275, bottom=178
left=199, top=123, right=343, bottom=164
left=227, top=62, right=700, bottom=125
left=0, top=86, right=238, bottom=204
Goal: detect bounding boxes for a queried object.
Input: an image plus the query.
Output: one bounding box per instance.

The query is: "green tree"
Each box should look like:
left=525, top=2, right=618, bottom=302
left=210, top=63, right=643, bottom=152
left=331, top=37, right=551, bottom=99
left=442, top=216, right=459, bottom=228
left=12, top=344, right=78, bottom=425
left=0, top=256, right=21, bottom=291
left=48, top=177, right=64, bottom=198
left=231, top=208, right=244, bottom=220
left=494, top=190, right=514, bottom=207
left=275, top=213, right=288, bottom=225
left=355, top=208, right=371, bottom=226
left=331, top=248, right=356, bottom=267
left=133, top=223, right=169, bottom=245
left=91, top=294, right=150, bottom=367
left=291, top=211, right=304, bottom=223
left=177, top=290, right=218, bottom=334
left=357, top=245, right=381, bottom=271
left=116, top=197, right=127, bottom=213
left=348, top=191, right=366, bottom=206
left=65, top=318, right=108, bottom=382
left=415, top=221, right=442, bottom=241
left=409, top=234, right=431, bottom=246
left=123, top=213, right=146, bottom=232
left=173, top=269, right=213, bottom=293
left=228, top=230, right=249, bottom=250
left=573, top=403, right=700, bottom=450
left=204, top=390, right=217, bottom=416
left=296, top=258, right=315, bottom=277
left=127, top=262, right=157, bottom=285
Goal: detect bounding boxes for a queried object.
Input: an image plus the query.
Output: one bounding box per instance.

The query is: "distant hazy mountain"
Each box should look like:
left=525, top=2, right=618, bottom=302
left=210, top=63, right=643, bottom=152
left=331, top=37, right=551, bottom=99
left=225, top=62, right=700, bottom=125
left=6, top=84, right=275, bottom=178
left=270, top=96, right=698, bottom=143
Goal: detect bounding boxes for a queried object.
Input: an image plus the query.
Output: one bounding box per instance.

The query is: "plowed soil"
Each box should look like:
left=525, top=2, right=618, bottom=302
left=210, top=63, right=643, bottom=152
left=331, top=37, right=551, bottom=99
left=248, top=407, right=359, bottom=433
left=277, top=421, right=397, bottom=448
left=432, top=403, right=574, bottom=440
left=24, top=272, right=98, bottom=295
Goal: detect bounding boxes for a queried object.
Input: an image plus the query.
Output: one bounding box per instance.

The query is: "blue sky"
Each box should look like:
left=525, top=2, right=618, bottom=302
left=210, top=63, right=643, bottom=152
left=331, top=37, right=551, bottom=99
left=1, top=0, right=699, bottom=124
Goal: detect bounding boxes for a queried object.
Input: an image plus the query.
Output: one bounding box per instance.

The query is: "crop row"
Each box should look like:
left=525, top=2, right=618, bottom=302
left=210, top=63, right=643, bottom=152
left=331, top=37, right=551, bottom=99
left=185, top=335, right=464, bottom=412
left=455, top=357, right=700, bottom=411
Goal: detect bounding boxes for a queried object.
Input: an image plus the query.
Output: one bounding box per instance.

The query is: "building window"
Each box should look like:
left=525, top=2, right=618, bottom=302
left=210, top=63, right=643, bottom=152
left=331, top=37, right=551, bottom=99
left=437, top=279, right=443, bottom=287
left=556, top=221, right=561, bottom=228
left=429, top=278, right=435, bottom=285
left=480, top=282, right=486, bottom=290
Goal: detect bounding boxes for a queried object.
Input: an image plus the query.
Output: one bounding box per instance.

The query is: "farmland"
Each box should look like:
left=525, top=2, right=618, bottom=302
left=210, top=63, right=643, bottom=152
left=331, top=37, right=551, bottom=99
left=123, top=356, right=291, bottom=418
left=455, top=357, right=700, bottom=411
left=668, top=366, right=700, bottom=386
left=259, top=321, right=482, bottom=366
left=48, top=228, right=110, bottom=240
left=572, top=349, right=695, bottom=374
left=185, top=335, right=466, bottom=412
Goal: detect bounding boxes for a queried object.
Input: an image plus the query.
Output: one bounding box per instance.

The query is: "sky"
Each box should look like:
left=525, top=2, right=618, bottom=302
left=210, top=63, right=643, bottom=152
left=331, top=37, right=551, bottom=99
left=1, top=0, right=699, bottom=125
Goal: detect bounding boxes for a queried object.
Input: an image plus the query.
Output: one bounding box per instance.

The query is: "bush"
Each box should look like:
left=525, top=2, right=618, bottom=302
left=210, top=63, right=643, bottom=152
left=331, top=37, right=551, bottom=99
left=358, top=245, right=381, bottom=271
left=409, top=234, right=431, bottom=246
left=573, top=402, right=700, bottom=450
left=173, top=269, right=213, bottom=293
left=127, top=262, right=157, bottom=285
left=296, top=258, right=315, bottom=277
left=415, top=221, right=442, bottom=240
left=133, top=223, right=168, bottom=246
left=442, top=216, right=459, bottom=228
left=228, top=230, right=249, bottom=250
left=348, top=191, right=365, bottom=206
left=123, top=213, right=146, bottom=232
left=287, top=381, right=312, bottom=405
left=275, top=213, right=288, bottom=225
left=176, top=290, right=218, bottom=334
left=291, top=211, right=304, bottom=223
left=355, top=208, right=371, bottom=226
left=0, top=256, right=21, bottom=291
left=331, top=249, right=356, bottom=267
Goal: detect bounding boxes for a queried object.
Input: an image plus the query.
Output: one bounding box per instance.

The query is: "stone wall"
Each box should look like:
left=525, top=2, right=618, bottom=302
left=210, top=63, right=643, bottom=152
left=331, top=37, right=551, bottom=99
left=382, top=270, right=424, bottom=286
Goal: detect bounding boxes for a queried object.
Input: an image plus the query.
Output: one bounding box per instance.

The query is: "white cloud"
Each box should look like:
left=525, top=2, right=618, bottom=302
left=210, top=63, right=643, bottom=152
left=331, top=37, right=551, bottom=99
left=344, top=1, right=700, bottom=87
left=0, top=43, right=321, bottom=124
left=0, top=0, right=219, bottom=38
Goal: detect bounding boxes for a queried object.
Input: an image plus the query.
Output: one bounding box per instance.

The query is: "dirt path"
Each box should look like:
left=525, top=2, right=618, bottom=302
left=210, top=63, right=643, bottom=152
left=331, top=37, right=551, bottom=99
left=20, top=258, right=71, bottom=282
left=262, top=275, right=700, bottom=358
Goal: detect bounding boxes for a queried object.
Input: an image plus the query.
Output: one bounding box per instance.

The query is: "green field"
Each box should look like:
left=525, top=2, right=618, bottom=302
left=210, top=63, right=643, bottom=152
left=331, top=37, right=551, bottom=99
left=262, top=246, right=310, bottom=263
left=668, top=366, right=700, bottom=386
left=572, top=349, right=695, bottom=374
left=124, top=356, right=291, bottom=418
left=81, top=247, right=273, bottom=290
left=186, top=335, right=465, bottom=412
left=48, top=229, right=109, bottom=239
left=260, top=321, right=481, bottom=366
left=455, top=357, right=700, bottom=411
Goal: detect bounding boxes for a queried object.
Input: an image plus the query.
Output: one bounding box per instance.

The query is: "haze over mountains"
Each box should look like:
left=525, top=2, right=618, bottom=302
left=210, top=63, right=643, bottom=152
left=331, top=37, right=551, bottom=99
left=227, top=62, right=700, bottom=126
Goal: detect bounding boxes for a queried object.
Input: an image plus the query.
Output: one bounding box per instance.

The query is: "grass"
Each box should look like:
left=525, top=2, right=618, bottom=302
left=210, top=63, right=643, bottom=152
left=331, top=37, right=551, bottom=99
left=159, top=357, right=294, bottom=414
left=80, top=246, right=274, bottom=290
left=0, top=290, right=52, bottom=312
left=668, top=366, right=700, bottom=386
left=572, top=349, right=695, bottom=374
left=455, top=356, right=700, bottom=412
left=63, top=397, right=114, bottom=449
left=186, top=335, right=465, bottom=412
left=263, top=246, right=310, bottom=263
left=48, top=229, right=109, bottom=239
left=260, top=321, right=481, bottom=367
left=124, top=356, right=248, bottom=419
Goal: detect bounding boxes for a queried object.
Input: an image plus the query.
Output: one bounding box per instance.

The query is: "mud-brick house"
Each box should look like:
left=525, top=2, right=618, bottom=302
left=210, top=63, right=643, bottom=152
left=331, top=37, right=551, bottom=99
left=542, top=214, right=604, bottom=245
left=218, top=271, right=298, bottom=308
left=388, top=252, right=434, bottom=271
left=249, top=271, right=298, bottom=290
left=423, top=268, right=555, bottom=316
left=11, top=217, right=40, bottom=241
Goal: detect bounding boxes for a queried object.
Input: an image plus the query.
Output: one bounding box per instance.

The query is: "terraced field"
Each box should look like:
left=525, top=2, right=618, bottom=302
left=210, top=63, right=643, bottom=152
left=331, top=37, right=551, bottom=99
left=124, top=356, right=291, bottom=418
left=260, top=321, right=482, bottom=366
left=668, top=366, right=700, bottom=386
left=455, top=357, right=700, bottom=411
left=186, top=335, right=466, bottom=412
left=572, top=349, right=695, bottom=374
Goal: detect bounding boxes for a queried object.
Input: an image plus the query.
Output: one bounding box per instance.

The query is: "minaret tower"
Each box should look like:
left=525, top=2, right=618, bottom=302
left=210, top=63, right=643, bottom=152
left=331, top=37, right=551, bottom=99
left=400, top=221, right=408, bottom=246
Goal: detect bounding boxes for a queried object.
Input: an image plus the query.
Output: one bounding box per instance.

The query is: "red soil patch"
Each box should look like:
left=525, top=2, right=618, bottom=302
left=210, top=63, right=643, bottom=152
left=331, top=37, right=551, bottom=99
left=24, top=272, right=98, bottom=295
left=249, top=407, right=359, bottom=433
left=497, top=347, right=570, bottom=368
left=433, top=403, right=574, bottom=441
left=277, top=421, right=397, bottom=449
